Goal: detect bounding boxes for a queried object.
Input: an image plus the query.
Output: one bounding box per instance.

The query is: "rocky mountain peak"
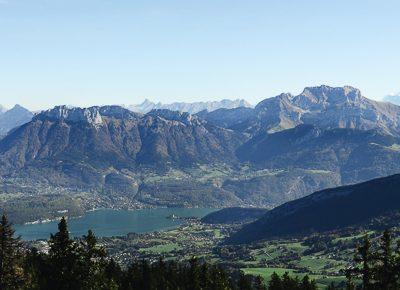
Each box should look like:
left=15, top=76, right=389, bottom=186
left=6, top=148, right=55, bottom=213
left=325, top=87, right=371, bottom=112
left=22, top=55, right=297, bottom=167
left=201, top=85, right=400, bottom=136
left=34, top=105, right=140, bottom=125
left=142, top=99, right=153, bottom=105
left=35, top=105, right=104, bottom=125
left=0, top=104, right=33, bottom=136
left=255, top=93, right=293, bottom=111
left=296, top=85, right=362, bottom=108
left=9, top=104, right=32, bottom=113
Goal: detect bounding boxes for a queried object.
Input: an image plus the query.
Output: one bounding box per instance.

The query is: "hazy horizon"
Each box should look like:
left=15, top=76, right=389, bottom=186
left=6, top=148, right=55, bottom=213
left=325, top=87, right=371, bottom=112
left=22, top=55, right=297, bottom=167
left=0, top=84, right=397, bottom=112
left=1, top=0, right=399, bottom=110
left=0, top=84, right=398, bottom=112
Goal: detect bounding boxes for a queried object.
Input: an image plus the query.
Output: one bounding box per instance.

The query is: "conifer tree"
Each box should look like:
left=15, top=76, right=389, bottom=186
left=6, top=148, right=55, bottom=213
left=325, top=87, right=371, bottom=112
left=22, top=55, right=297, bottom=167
left=268, top=272, right=282, bottom=290
left=166, top=260, right=179, bottom=290
left=80, top=229, right=107, bottom=289
left=281, top=272, right=299, bottom=289
left=104, top=258, right=123, bottom=288
left=47, top=217, right=80, bottom=290
left=354, top=235, right=373, bottom=289
left=199, top=262, right=211, bottom=290
left=209, top=265, right=230, bottom=290
left=345, top=269, right=355, bottom=290
left=238, top=273, right=252, bottom=290
left=301, top=275, right=317, bottom=290
left=23, top=248, right=47, bottom=290
left=187, top=257, right=201, bottom=290
left=376, top=229, right=396, bottom=289
left=154, top=257, right=168, bottom=290
left=327, top=282, right=338, bottom=290
left=0, top=214, right=24, bottom=290
left=142, top=259, right=154, bottom=290
left=267, top=272, right=317, bottom=290
left=253, top=275, right=266, bottom=290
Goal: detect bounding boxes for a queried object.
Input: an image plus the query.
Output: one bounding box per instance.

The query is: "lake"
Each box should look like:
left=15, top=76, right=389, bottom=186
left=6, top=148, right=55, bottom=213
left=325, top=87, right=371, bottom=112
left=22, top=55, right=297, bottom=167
left=15, top=208, right=217, bottom=240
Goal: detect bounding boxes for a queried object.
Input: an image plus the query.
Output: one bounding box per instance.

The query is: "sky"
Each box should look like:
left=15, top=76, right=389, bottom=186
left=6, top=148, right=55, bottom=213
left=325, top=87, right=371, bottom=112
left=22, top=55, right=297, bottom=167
left=0, top=0, right=399, bottom=110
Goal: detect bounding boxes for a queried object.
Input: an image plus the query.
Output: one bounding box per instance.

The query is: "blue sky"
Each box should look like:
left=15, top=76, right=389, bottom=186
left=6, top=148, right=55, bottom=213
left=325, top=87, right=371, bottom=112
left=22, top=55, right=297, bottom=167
left=0, top=0, right=399, bottom=110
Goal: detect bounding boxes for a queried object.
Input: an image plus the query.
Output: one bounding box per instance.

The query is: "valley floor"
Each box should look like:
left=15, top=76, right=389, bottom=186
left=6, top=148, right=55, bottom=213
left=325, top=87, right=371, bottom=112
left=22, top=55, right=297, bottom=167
left=75, top=220, right=380, bottom=289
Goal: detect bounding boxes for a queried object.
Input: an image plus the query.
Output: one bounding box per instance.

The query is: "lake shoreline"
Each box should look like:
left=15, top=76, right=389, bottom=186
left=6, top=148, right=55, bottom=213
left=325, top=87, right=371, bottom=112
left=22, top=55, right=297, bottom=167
left=15, top=207, right=217, bottom=241
left=20, top=205, right=221, bottom=226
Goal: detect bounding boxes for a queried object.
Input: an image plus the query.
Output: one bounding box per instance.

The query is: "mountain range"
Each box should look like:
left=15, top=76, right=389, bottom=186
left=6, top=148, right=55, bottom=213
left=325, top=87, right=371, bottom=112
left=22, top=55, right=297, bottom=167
left=0, top=105, right=33, bottom=137
left=0, top=105, right=242, bottom=179
left=200, top=86, right=400, bottom=137
left=2, top=85, right=400, bottom=223
left=128, top=99, right=252, bottom=114
left=227, top=173, right=400, bottom=244
left=0, top=105, right=246, bottom=216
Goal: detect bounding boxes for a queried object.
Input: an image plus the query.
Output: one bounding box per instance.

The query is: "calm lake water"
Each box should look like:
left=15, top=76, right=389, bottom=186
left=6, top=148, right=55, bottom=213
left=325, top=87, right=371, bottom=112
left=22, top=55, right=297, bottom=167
left=15, top=208, right=217, bottom=240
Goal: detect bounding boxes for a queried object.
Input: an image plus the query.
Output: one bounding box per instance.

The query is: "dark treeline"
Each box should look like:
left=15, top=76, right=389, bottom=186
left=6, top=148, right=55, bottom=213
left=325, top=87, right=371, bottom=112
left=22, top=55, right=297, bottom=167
left=0, top=215, right=317, bottom=290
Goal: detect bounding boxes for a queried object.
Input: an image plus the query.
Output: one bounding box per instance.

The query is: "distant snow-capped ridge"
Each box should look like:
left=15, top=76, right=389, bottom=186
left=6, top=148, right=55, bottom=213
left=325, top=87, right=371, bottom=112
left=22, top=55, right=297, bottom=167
left=128, top=98, right=252, bottom=114
left=383, top=93, right=400, bottom=105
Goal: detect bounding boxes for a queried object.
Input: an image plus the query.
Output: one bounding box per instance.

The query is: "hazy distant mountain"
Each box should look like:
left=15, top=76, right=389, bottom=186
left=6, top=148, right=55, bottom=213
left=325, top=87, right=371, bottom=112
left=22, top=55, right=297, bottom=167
left=383, top=93, right=400, bottom=105
left=202, top=86, right=400, bottom=136
left=129, top=99, right=252, bottom=114
left=128, top=99, right=156, bottom=113
left=227, top=174, right=400, bottom=244
left=0, top=105, right=33, bottom=137
left=196, top=107, right=255, bottom=129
